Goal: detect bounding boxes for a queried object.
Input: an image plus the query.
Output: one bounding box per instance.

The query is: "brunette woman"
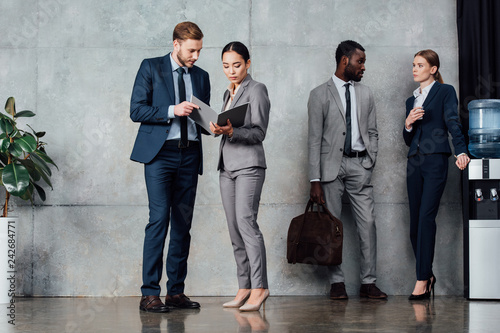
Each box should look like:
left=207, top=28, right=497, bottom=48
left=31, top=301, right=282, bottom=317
left=210, top=42, right=270, bottom=311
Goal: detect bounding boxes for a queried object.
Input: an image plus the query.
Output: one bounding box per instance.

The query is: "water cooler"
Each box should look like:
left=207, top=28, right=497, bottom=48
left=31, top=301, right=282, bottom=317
left=464, top=99, right=500, bottom=299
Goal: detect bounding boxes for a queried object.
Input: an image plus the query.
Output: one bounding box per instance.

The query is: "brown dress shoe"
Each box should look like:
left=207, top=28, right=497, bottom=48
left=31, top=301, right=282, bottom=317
left=165, top=293, right=201, bottom=309
left=329, top=282, right=348, bottom=300
left=359, top=283, right=388, bottom=299
left=140, top=295, right=170, bottom=313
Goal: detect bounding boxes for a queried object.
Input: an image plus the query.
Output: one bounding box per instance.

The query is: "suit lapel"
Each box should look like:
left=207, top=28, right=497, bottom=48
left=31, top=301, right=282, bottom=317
left=191, top=67, right=201, bottom=100
left=354, top=83, right=362, bottom=124
left=422, top=81, right=441, bottom=109
left=222, top=90, right=231, bottom=111
left=327, top=79, right=345, bottom=121
left=230, top=74, right=252, bottom=108
left=161, top=53, right=175, bottom=102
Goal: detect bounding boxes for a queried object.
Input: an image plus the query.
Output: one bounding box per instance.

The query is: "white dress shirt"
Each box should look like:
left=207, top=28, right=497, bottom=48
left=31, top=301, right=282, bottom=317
left=332, top=74, right=365, bottom=152
left=406, top=81, right=436, bottom=132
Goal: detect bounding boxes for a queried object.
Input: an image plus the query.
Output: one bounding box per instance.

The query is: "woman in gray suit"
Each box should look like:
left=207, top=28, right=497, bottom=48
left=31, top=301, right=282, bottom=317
left=210, top=41, right=270, bottom=311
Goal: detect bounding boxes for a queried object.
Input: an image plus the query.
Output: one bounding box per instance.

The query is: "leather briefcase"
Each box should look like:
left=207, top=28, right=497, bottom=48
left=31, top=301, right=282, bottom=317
left=287, top=200, right=343, bottom=266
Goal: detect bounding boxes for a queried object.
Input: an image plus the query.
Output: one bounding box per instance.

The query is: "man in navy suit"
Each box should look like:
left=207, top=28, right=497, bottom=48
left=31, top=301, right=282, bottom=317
left=130, top=21, right=210, bottom=312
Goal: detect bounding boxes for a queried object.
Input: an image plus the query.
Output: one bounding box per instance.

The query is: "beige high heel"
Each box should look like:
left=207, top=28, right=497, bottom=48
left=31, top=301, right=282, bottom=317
left=239, top=289, right=269, bottom=312
left=223, top=289, right=251, bottom=308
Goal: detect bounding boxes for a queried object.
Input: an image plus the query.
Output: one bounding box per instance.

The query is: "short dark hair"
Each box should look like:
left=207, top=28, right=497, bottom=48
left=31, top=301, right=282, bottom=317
left=173, top=21, right=203, bottom=42
left=335, top=40, right=365, bottom=65
left=221, top=41, right=250, bottom=63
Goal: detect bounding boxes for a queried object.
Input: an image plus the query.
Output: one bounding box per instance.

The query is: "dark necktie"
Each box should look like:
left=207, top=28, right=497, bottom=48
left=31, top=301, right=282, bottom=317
left=176, top=67, right=188, bottom=146
left=344, top=83, right=352, bottom=155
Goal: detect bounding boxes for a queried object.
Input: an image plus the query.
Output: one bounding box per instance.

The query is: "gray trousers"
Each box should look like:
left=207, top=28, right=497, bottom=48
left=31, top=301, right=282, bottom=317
left=322, top=155, right=377, bottom=285
left=220, top=167, right=268, bottom=289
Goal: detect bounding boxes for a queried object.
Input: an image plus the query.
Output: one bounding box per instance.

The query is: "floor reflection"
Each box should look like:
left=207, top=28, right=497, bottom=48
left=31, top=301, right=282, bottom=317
left=225, top=308, right=270, bottom=333
left=8, top=296, right=500, bottom=332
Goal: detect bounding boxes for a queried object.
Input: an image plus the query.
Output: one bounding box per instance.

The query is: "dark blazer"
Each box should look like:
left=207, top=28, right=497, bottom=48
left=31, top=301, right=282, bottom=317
left=129, top=53, right=211, bottom=174
left=217, top=75, right=270, bottom=171
left=403, top=82, right=466, bottom=157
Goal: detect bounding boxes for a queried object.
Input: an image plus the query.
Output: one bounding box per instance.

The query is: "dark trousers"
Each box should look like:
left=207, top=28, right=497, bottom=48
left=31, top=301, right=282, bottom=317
left=141, top=142, right=200, bottom=296
left=406, top=153, right=448, bottom=281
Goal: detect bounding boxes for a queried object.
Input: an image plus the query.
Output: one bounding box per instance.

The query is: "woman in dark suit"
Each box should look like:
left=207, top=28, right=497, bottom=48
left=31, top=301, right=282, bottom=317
left=403, top=49, right=470, bottom=300
left=210, top=41, right=270, bottom=311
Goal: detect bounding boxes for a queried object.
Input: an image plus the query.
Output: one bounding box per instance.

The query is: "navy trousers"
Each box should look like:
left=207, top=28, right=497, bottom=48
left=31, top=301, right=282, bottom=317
left=406, top=153, right=448, bottom=281
left=141, top=142, right=200, bottom=296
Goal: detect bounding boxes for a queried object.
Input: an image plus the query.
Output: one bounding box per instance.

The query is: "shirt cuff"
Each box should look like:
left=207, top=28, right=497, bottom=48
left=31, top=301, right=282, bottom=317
left=310, top=179, right=320, bottom=182
left=168, top=105, right=175, bottom=119
left=405, top=125, right=413, bottom=132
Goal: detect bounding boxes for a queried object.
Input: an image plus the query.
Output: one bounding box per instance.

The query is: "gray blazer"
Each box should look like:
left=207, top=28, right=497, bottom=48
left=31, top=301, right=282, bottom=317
left=218, top=75, right=271, bottom=171
left=308, top=78, right=378, bottom=182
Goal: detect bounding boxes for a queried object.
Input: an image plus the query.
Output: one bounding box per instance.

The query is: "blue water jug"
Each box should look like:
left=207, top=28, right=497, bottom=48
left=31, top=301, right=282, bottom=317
left=468, top=99, right=500, bottom=158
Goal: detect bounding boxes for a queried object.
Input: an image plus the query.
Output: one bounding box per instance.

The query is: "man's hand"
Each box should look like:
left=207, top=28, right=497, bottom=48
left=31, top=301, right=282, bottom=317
left=310, top=181, right=325, bottom=204
left=174, top=101, right=199, bottom=117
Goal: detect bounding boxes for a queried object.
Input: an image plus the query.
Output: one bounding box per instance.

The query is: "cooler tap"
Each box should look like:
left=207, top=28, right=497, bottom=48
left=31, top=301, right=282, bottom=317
left=474, top=189, right=483, bottom=202
left=490, top=188, right=499, bottom=202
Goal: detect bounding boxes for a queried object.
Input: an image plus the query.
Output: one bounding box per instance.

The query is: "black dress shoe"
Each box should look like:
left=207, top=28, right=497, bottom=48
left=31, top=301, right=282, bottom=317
left=330, top=282, right=348, bottom=300
left=140, top=295, right=170, bottom=313
left=360, top=283, right=388, bottom=299
left=165, top=293, right=201, bottom=309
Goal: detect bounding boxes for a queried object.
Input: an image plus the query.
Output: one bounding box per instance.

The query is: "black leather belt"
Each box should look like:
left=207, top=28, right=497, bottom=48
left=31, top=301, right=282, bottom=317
left=165, top=140, right=199, bottom=148
left=343, top=150, right=367, bottom=158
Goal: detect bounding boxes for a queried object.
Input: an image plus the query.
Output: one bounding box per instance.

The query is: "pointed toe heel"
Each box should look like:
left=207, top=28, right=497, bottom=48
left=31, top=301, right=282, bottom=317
left=239, top=290, right=269, bottom=312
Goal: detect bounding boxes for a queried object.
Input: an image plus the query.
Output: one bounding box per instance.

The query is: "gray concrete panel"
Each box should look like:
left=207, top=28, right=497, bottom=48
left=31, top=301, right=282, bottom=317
left=1, top=0, right=467, bottom=297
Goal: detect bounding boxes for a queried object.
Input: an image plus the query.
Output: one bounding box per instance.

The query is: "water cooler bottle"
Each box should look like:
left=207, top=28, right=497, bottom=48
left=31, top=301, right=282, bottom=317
left=464, top=99, right=500, bottom=299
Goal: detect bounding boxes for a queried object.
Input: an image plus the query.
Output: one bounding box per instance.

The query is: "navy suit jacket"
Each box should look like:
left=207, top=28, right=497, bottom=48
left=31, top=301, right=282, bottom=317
left=403, top=82, right=466, bottom=158
left=129, top=53, right=210, bottom=174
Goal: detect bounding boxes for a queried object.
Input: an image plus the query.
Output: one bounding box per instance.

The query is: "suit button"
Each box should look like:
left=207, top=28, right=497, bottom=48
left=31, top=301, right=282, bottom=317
left=343, top=132, right=346, bottom=135
left=340, top=148, right=343, bottom=152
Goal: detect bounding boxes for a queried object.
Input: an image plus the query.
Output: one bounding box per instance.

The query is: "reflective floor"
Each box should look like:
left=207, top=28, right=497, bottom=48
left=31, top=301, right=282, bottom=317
left=2, top=296, right=500, bottom=332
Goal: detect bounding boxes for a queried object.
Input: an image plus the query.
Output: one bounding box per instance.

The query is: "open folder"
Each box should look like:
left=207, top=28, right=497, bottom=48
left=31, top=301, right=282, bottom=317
left=190, top=96, right=248, bottom=136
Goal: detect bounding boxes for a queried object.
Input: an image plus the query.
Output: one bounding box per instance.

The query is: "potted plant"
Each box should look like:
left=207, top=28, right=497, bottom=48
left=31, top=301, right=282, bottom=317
left=0, top=97, right=57, bottom=304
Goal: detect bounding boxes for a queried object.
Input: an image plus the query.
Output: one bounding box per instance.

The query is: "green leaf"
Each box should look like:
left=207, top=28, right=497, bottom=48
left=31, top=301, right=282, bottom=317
left=33, top=182, right=46, bottom=201
left=34, top=162, right=52, bottom=188
left=4, top=97, right=16, bottom=116
left=35, top=149, right=58, bottom=169
left=2, top=163, right=29, bottom=196
left=14, top=135, right=37, bottom=153
left=14, top=110, right=35, bottom=118
left=0, top=135, right=10, bottom=152
left=30, top=150, right=52, bottom=177
left=0, top=118, right=14, bottom=136
left=8, top=142, right=24, bottom=158
left=19, top=159, right=41, bottom=182
left=19, top=183, right=34, bottom=202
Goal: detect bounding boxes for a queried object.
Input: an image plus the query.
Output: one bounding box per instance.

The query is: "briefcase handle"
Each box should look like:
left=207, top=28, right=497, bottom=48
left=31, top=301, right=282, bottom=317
left=290, top=199, right=338, bottom=263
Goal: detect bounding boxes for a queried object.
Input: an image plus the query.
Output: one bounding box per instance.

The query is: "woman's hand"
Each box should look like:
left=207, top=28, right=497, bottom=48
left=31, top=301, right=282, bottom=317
left=405, top=107, right=425, bottom=129
left=455, top=154, right=470, bottom=170
left=210, top=119, right=233, bottom=137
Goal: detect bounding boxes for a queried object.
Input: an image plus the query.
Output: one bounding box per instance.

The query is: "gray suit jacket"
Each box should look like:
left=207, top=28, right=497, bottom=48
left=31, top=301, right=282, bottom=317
left=218, top=75, right=271, bottom=171
left=308, top=78, right=378, bottom=182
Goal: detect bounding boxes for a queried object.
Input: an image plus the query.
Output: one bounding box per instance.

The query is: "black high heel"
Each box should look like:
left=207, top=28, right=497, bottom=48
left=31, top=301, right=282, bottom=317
left=408, top=280, right=431, bottom=300
left=408, top=290, right=430, bottom=300
left=428, top=275, right=436, bottom=299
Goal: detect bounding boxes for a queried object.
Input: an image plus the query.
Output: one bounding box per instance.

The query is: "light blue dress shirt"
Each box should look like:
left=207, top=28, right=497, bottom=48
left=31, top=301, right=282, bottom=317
left=167, top=54, right=198, bottom=141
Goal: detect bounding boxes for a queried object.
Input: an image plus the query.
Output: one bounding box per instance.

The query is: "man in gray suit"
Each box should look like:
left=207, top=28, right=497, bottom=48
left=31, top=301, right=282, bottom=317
left=308, top=40, right=387, bottom=300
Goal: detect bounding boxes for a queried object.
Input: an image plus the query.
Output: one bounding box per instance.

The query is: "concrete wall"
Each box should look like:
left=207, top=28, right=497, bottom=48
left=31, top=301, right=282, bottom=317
left=1, top=0, right=464, bottom=297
